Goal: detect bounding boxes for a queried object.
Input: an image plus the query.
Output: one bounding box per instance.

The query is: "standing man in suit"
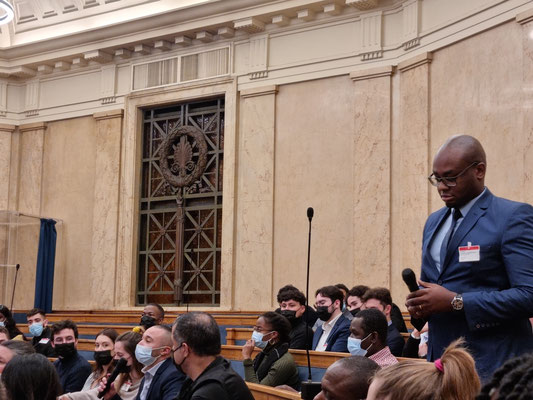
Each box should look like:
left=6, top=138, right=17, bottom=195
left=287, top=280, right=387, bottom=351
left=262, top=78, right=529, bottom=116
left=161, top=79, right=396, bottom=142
left=406, top=135, right=533, bottom=380
left=312, top=286, right=351, bottom=352
left=135, top=325, right=185, bottom=399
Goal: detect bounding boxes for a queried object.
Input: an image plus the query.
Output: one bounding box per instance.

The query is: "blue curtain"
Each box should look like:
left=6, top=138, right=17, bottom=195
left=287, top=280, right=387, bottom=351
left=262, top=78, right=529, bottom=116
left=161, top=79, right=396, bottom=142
left=34, top=219, right=57, bottom=313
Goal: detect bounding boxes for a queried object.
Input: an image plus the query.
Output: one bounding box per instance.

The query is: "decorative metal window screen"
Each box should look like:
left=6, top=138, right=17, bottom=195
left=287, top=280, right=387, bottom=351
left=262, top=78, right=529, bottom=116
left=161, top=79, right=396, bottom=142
left=137, top=98, right=224, bottom=306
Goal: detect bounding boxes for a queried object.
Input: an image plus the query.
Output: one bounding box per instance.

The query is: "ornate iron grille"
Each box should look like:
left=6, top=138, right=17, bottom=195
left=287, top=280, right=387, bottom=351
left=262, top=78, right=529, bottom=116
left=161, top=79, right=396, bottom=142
left=137, top=98, right=224, bottom=306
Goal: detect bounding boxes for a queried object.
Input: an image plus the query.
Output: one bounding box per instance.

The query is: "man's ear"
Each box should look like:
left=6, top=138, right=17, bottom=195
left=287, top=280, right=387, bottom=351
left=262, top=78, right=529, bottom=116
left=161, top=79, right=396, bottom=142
left=384, top=304, right=392, bottom=316
left=43, top=319, right=49, bottom=327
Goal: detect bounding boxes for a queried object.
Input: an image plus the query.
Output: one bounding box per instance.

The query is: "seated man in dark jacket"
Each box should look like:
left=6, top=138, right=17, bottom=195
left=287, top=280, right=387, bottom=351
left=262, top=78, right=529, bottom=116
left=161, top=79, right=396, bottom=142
left=362, top=287, right=405, bottom=357
left=276, top=285, right=314, bottom=350
left=27, top=308, right=55, bottom=357
left=172, top=312, right=254, bottom=400
left=312, top=286, right=351, bottom=353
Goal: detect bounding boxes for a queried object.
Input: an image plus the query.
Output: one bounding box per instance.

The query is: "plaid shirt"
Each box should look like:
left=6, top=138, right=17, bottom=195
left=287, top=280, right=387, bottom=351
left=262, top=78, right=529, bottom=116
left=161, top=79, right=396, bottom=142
left=369, top=346, right=399, bottom=368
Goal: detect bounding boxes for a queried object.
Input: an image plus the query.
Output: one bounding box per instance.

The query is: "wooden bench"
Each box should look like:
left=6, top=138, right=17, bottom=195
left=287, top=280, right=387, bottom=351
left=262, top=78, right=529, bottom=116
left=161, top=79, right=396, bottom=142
left=246, top=382, right=300, bottom=400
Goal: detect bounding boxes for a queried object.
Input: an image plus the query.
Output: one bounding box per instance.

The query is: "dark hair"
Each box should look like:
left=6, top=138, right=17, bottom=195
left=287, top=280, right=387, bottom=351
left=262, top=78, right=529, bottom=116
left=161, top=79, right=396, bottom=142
left=115, top=331, right=143, bottom=378
left=26, top=308, right=46, bottom=319
left=1, top=340, right=35, bottom=357
left=146, top=303, right=165, bottom=319
left=51, top=319, right=79, bottom=340
left=348, top=285, right=370, bottom=299
left=477, top=353, right=533, bottom=400
left=0, top=305, right=23, bottom=339
left=0, top=326, right=8, bottom=337
left=327, top=356, right=380, bottom=399
left=2, top=353, right=61, bottom=400
left=94, top=329, right=119, bottom=374
left=261, top=312, right=291, bottom=344
left=173, top=312, right=221, bottom=356
left=355, top=309, right=388, bottom=344
left=277, top=285, right=306, bottom=305
left=315, top=286, right=344, bottom=305
left=362, top=287, right=393, bottom=307
left=335, top=283, right=349, bottom=295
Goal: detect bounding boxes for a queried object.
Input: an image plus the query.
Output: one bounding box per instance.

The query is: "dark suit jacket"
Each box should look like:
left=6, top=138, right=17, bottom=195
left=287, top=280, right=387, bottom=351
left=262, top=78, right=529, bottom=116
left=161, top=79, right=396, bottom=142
left=312, top=314, right=350, bottom=352
left=386, top=323, right=404, bottom=357
left=420, top=189, right=533, bottom=380
left=136, top=358, right=185, bottom=400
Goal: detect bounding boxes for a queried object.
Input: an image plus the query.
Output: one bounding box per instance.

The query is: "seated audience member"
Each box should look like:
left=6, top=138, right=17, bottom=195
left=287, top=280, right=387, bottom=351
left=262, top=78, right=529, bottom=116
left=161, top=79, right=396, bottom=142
left=312, top=286, right=351, bottom=352
left=135, top=324, right=184, bottom=400
left=0, top=340, right=35, bottom=372
left=335, top=283, right=354, bottom=321
left=314, top=356, right=380, bottom=400
left=68, top=331, right=144, bottom=400
left=0, top=305, right=24, bottom=340
left=27, top=308, right=55, bottom=357
left=366, top=339, right=480, bottom=400
left=61, top=328, right=118, bottom=398
left=2, top=353, right=62, bottom=400
left=242, top=312, right=299, bottom=390
left=277, top=285, right=314, bottom=349
left=346, top=285, right=369, bottom=316
left=172, top=312, right=254, bottom=400
left=362, top=288, right=405, bottom=356
left=276, top=285, right=318, bottom=327
left=389, top=303, right=407, bottom=333
left=402, top=323, right=428, bottom=359
left=52, top=319, right=92, bottom=394
left=133, top=303, right=165, bottom=335
left=477, top=353, right=533, bottom=400
left=349, top=309, right=398, bottom=368
left=0, top=327, right=9, bottom=344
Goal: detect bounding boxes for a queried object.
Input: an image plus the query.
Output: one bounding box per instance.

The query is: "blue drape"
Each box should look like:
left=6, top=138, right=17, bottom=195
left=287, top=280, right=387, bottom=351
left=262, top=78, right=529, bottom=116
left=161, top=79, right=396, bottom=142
left=34, top=219, right=57, bottom=313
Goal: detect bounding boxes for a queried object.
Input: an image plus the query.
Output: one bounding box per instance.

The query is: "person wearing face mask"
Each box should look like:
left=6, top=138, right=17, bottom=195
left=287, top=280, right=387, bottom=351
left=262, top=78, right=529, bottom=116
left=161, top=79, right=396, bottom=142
left=134, top=325, right=184, bottom=400
left=0, top=305, right=24, bottom=341
left=52, top=320, right=93, bottom=394
left=133, top=304, right=165, bottom=335
left=349, top=309, right=398, bottom=368
left=346, top=285, right=369, bottom=317
left=171, top=312, right=253, bottom=400
left=241, top=312, right=300, bottom=390
left=312, top=286, right=351, bottom=352
left=26, top=308, right=55, bottom=357
left=276, top=286, right=314, bottom=350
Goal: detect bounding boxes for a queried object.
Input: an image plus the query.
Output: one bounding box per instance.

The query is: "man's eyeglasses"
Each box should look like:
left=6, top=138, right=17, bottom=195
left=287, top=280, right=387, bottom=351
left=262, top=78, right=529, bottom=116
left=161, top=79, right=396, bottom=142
left=428, top=162, right=481, bottom=187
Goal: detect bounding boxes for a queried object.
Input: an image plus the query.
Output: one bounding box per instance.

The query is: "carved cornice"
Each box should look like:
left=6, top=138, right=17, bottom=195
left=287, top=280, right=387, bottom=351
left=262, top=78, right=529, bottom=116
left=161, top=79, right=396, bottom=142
left=398, top=52, right=432, bottom=72
left=350, top=65, right=394, bottom=81
left=240, top=85, right=278, bottom=99
left=19, top=122, right=47, bottom=133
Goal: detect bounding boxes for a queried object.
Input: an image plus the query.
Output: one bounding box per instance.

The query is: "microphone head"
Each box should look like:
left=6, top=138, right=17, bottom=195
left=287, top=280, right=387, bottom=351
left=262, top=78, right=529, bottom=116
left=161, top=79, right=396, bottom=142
left=307, top=207, right=314, bottom=220
left=401, top=268, right=415, bottom=283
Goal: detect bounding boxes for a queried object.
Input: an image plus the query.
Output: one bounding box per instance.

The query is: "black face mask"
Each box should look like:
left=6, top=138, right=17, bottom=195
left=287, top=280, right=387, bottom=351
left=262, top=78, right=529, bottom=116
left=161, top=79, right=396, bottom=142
left=94, top=350, right=113, bottom=366
left=316, top=306, right=333, bottom=321
left=280, top=310, right=298, bottom=323
left=55, top=343, right=77, bottom=359
left=350, top=308, right=361, bottom=317
left=140, top=315, right=157, bottom=329
left=112, top=358, right=131, bottom=373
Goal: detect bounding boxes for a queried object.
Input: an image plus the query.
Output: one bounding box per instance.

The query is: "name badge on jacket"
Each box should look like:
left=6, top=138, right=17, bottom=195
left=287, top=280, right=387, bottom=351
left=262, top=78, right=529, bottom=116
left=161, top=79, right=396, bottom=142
left=459, top=242, right=480, bottom=262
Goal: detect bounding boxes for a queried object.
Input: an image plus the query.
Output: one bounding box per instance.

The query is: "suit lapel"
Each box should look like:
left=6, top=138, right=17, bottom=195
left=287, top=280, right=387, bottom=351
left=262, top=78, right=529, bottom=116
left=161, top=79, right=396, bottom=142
left=424, top=208, right=450, bottom=278
left=440, top=190, right=492, bottom=275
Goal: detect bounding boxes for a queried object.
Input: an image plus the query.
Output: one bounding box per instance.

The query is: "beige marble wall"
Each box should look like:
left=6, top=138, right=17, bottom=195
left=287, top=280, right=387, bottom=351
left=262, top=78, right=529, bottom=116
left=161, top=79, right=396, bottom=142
left=18, top=123, right=46, bottom=215
left=350, top=67, right=393, bottom=289
left=89, top=110, right=123, bottom=309
left=234, top=86, right=277, bottom=310
left=0, top=125, right=15, bottom=210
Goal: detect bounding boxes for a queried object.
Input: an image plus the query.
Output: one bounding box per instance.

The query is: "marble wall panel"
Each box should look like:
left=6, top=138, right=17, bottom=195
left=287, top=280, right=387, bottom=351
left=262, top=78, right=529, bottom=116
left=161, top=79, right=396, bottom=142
left=18, top=123, right=46, bottom=216
left=272, top=76, right=355, bottom=302
left=0, top=125, right=15, bottom=210
left=351, top=67, right=393, bottom=289
left=89, top=110, right=123, bottom=309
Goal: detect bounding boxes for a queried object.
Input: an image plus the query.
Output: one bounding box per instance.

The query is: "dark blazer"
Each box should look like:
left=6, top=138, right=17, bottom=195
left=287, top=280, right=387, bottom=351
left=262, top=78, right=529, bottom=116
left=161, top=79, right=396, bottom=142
left=420, top=189, right=533, bottom=380
left=136, top=358, right=185, bottom=400
left=312, top=314, right=350, bottom=352
left=386, top=323, right=405, bottom=357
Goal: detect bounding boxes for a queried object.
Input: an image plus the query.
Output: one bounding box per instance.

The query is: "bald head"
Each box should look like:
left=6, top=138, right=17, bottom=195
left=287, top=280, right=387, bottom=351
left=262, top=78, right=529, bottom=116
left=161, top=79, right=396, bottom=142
left=437, top=135, right=486, bottom=165
left=314, top=356, right=380, bottom=400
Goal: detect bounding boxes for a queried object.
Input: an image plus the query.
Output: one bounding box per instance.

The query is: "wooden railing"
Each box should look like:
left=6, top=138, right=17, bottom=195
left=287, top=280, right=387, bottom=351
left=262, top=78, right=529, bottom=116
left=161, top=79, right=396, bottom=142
left=246, top=382, right=301, bottom=400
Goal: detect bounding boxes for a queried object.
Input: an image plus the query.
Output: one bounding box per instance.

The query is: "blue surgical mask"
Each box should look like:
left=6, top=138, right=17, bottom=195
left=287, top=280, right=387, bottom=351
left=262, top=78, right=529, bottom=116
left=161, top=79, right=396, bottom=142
left=135, top=344, right=159, bottom=366
left=0, top=321, right=4, bottom=327
left=29, top=322, right=44, bottom=337
left=252, top=330, right=272, bottom=350
left=347, top=333, right=372, bottom=357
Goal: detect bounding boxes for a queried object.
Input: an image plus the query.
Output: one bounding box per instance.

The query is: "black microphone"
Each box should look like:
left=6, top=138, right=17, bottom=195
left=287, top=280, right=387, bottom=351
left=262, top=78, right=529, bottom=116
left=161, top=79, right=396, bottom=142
left=301, top=207, right=321, bottom=400
left=97, top=358, right=128, bottom=398
left=401, top=268, right=426, bottom=331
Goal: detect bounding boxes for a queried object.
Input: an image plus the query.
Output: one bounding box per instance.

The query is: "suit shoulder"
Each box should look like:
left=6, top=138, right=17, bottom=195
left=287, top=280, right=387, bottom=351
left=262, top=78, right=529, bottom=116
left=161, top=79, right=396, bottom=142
left=491, top=195, right=533, bottom=214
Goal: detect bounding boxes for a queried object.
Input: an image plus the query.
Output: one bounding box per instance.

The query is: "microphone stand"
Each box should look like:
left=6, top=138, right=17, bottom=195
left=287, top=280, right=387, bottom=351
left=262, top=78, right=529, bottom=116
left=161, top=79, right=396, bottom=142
left=300, top=208, right=321, bottom=400
left=10, top=264, right=20, bottom=311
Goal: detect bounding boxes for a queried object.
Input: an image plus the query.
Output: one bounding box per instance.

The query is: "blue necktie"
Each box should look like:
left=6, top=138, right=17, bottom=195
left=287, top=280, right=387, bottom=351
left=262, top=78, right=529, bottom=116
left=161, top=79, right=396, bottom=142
left=440, top=209, right=462, bottom=268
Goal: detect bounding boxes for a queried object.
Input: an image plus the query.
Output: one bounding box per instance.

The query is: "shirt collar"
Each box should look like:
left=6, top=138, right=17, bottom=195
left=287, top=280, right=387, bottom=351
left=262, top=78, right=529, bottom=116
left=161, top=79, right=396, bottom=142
left=141, top=358, right=165, bottom=375
left=457, top=187, right=486, bottom=218
left=322, top=312, right=342, bottom=330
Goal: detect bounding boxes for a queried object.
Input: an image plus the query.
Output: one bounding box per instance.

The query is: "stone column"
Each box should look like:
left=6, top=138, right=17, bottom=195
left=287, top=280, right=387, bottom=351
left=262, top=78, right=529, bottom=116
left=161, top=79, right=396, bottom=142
left=235, top=85, right=277, bottom=310
left=18, top=122, right=47, bottom=215
left=391, top=53, right=432, bottom=302
left=350, top=66, right=394, bottom=288
left=91, top=110, right=123, bottom=308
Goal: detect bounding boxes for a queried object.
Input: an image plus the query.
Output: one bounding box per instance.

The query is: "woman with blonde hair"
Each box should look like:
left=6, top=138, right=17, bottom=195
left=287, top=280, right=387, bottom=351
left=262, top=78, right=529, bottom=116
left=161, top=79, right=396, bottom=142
left=367, top=339, right=480, bottom=400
